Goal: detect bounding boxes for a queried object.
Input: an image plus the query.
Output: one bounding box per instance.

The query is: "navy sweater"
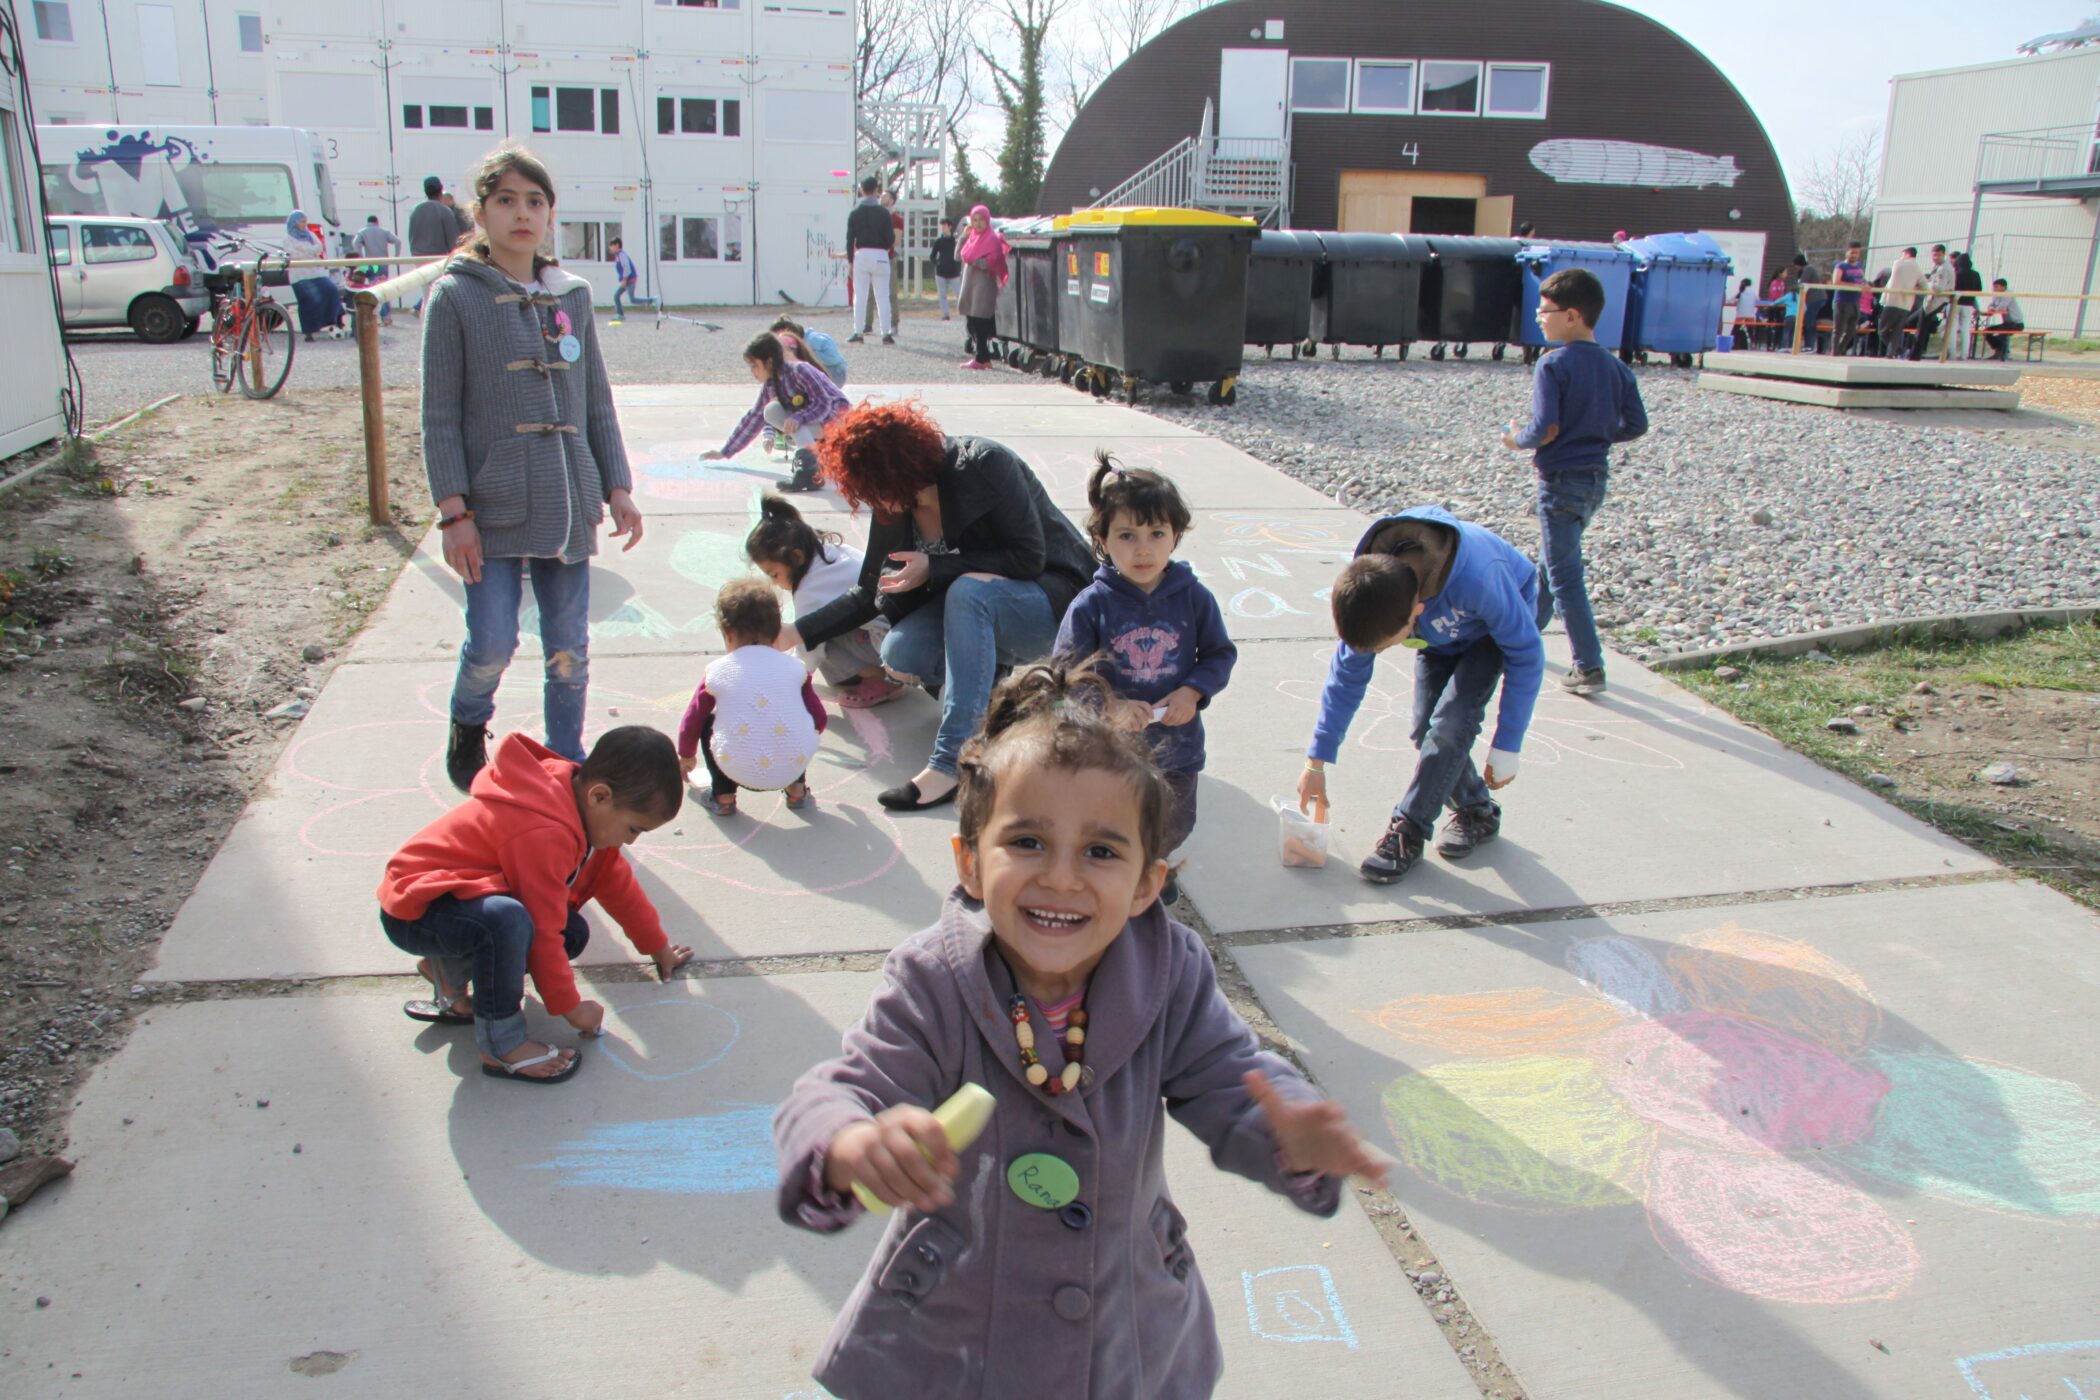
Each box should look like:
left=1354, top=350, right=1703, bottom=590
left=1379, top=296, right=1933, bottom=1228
left=1054, top=561, right=1237, bottom=773
left=1514, top=339, right=1649, bottom=474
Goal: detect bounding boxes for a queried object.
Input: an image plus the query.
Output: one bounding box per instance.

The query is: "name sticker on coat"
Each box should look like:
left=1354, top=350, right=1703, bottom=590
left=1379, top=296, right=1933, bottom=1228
left=1007, top=1153, right=1080, bottom=1210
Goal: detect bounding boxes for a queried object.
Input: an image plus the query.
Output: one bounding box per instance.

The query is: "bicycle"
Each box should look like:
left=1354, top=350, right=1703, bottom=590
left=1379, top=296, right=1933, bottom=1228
left=205, top=244, right=295, bottom=400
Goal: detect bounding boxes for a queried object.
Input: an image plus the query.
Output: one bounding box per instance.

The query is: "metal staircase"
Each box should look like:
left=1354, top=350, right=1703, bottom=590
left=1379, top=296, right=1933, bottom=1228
left=1088, top=100, right=1291, bottom=226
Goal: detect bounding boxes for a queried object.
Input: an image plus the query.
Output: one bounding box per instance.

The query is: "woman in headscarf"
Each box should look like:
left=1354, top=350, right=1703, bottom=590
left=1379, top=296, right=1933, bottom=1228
left=283, top=210, right=344, bottom=342
left=955, top=204, right=1009, bottom=370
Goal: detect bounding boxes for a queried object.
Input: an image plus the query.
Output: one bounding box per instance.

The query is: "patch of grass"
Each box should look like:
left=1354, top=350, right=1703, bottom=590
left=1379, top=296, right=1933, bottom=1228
left=1682, top=619, right=2100, bottom=910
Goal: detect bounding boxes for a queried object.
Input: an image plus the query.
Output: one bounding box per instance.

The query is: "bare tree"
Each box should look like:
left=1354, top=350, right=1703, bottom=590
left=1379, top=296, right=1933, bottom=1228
left=1794, top=127, right=1882, bottom=247
left=1049, top=0, right=1215, bottom=130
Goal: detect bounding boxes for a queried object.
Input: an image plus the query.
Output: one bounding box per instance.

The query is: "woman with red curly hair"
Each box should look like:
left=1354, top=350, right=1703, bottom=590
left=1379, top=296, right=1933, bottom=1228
left=777, top=401, right=1093, bottom=808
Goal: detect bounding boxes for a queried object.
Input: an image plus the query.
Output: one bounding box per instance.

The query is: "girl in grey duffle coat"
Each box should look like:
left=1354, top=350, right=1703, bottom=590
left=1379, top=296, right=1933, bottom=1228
left=422, top=144, right=643, bottom=790
left=775, top=665, right=1388, bottom=1400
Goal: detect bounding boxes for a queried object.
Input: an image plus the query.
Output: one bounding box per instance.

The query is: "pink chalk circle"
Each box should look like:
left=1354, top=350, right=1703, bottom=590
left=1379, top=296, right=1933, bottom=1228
left=1665, top=922, right=1881, bottom=1055
left=1592, top=1012, right=1889, bottom=1155
left=1647, top=1143, right=1918, bottom=1304
left=1381, top=1056, right=1652, bottom=1211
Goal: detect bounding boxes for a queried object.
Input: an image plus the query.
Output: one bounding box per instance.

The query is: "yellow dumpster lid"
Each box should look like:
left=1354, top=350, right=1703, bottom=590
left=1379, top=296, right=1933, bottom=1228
left=1052, top=207, right=1259, bottom=232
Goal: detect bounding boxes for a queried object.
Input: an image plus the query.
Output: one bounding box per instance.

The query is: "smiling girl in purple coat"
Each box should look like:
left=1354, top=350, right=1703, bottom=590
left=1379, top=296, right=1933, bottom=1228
left=774, top=663, right=1387, bottom=1400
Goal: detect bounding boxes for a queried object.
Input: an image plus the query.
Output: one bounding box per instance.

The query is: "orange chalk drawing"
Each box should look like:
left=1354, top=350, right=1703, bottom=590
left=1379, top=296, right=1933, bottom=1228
left=1359, top=988, right=1628, bottom=1058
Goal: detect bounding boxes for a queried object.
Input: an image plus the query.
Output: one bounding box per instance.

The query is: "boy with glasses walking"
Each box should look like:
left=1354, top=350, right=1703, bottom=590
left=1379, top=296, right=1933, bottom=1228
left=1504, top=267, right=1647, bottom=698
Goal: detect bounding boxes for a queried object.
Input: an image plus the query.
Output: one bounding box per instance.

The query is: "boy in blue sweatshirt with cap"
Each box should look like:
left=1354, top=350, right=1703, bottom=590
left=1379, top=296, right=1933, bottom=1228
left=1296, top=507, right=1544, bottom=884
left=1505, top=266, right=1648, bottom=697
left=1056, top=454, right=1236, bottom=904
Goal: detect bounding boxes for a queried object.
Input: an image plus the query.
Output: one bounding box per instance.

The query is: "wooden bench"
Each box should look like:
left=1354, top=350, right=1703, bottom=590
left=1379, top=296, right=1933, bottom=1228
left=1976, top=326, right=2045, bottom=362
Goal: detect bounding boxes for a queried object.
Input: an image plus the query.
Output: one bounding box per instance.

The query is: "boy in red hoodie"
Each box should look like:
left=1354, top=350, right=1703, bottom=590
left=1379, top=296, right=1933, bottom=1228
left=378, top=726, right=694, bottom=1083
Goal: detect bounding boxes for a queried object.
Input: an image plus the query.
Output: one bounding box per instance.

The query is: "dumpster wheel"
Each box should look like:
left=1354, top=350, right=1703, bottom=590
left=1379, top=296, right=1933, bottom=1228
left=1454, top=343, right=1469, bottom=359
left=1671, top=352, right=1693, bottom=369
left=1302, top=340, right=1318, bottom=358
left=1397, top=342, right=1409, bottom=361
left=1206, top=377, right=1238, bottom=407
left=1330, top=343, right=1342, bottom=361
left=1123, top=375, right=1141, bottom=405
left=1288, top=344, right=1300, bottom=360
left=1523, top=345, right=1542, bottom=367
left=1429, top=343, right=1446, bottom=361
left=1059, top=359, right=1077, bottom=384
left=1007, top=347, right=1026, bottom=369
left=1491, top=343, right=1506, bottom=362
left=1170, top=381, right=1193, bottom=396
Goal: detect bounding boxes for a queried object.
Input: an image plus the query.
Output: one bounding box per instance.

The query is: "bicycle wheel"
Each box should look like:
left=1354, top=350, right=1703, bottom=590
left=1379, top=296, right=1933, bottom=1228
left=209, top=307, right=242, bottom=393
left=238, top=299, right=295, bottom=400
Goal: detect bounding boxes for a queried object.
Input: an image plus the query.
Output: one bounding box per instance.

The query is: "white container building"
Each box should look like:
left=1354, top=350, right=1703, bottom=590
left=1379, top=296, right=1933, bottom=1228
left=22, top=0, right=857, bottom=306
left=3, top=0, right=68, bottom=461
left=1873, top=44, right=2100, bottom=336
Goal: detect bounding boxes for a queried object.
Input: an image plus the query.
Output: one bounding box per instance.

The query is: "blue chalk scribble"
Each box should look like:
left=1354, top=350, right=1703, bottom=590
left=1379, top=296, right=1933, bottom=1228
left=1241, top=1264, right=1359, bottom=1348
left=1954, top=1336, right=2100, bottom=1399
left=530, top=1106, right=776, bottom=1194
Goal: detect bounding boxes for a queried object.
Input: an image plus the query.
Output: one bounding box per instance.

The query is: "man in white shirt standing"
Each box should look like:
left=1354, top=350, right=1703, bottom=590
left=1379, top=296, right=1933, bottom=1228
left=1878, top=247, right=1925, bottom=359
left=1914, top=244, right=1956, bottom=361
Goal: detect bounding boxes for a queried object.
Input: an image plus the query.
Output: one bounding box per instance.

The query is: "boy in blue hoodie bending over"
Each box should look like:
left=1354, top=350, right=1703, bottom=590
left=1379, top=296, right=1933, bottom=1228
left=1296, top=507, right=1544, bottom=885
left=1056, top=454, right=1236, bottom=904
left=1505, top=266, right=1647, bottom=697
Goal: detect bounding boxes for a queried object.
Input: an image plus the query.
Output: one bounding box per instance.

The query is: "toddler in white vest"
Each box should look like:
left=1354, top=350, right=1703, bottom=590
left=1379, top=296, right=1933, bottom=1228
left=677, top=578, right=828, bottom=816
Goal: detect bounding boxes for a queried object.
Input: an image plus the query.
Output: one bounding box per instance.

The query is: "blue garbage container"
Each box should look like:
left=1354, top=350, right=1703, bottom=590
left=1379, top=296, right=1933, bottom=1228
left=1621, top=231, right=1734, bottom=365
left=1516, top=241, right=1636, bottom=358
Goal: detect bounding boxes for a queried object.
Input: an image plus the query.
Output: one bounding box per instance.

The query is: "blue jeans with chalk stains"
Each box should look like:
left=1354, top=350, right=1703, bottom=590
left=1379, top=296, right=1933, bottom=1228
left=453, top=556, right=591, bottom=761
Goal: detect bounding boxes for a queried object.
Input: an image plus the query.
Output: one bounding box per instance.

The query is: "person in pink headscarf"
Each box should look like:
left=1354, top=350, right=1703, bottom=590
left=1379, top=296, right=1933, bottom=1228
left=955, top=204, right=1010, bottom=370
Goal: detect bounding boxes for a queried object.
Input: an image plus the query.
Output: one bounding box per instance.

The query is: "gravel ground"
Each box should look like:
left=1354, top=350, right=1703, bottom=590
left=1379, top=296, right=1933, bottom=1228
left=61, top=299, right=995, bottom=431
left=62, top=307, right=2100, bottom=659
left=1145, top=355, right=2100, bottom=658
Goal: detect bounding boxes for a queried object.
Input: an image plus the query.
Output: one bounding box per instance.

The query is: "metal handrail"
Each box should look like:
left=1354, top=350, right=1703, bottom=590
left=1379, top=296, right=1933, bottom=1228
left=1974, top=123, right=2095, bottom=187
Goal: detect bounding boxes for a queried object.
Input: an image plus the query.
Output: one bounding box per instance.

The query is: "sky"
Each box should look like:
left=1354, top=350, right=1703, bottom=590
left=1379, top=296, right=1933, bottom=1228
left=1593, top=0, right=2091, bottom=186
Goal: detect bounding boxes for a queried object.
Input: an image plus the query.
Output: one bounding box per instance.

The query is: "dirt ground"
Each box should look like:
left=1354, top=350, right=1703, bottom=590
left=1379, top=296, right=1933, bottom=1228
left=0, top=388, right=427, bottom=1153
left=1847, top=682, right=2100, bottom=867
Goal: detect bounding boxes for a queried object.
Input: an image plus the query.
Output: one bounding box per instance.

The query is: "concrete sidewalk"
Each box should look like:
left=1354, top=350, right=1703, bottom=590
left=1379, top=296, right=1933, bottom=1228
left=2, top=382, right=2095, bottom=1400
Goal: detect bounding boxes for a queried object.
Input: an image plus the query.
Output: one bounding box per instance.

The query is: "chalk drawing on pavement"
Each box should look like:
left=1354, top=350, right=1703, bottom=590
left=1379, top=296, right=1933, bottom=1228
left=1241, top=1264, right=1359, bottom=1348
left=1371, top=921, right=2099, bottom=1304
left=1954, top=1337, right=2100, bottom=1400
left=1272, top=672, right=1686, bottom=770
left=529, top=1105, right=776, bottom=1194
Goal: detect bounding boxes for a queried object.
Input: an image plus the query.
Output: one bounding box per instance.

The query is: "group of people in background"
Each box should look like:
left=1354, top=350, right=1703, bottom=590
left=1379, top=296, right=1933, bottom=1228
left=1736, top=240, right=2026, bottom=361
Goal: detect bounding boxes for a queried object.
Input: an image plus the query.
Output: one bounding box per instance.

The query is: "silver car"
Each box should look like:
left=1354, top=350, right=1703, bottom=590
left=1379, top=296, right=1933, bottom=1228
left=46, top=215, right=210, bottom=344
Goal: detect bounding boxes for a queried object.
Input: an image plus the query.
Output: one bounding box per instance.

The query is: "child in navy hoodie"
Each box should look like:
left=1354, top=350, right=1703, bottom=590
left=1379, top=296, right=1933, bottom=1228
left=1295, top=507, right=1544, bottom=886
left=1054, top=453, right=1236, bottom=903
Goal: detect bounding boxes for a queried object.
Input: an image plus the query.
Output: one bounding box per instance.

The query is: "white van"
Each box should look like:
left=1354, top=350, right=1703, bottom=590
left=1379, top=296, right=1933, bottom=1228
left=37, top=125, right=339, bottom=270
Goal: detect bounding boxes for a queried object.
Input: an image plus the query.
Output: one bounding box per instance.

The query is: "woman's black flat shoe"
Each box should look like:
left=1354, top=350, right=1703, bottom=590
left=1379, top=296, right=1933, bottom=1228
left=878, top=779, right=957, bottom=811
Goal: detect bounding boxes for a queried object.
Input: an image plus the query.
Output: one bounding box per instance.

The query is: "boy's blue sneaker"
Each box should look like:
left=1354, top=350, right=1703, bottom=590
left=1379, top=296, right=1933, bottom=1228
left=1435, top=802, right=1502, bottom=860
left=1359, top=815, right=1428, bottom=885
left=1561, top=667, right=1607, bottom=697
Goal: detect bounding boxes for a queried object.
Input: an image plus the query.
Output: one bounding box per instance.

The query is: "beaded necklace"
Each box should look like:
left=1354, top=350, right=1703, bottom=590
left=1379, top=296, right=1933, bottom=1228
left=995, top=946, right=1092, bottom=1097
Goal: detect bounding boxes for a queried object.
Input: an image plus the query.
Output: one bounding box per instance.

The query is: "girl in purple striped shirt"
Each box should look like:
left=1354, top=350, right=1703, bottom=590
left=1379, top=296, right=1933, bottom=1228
left=704, top=331, right=850, bottom=492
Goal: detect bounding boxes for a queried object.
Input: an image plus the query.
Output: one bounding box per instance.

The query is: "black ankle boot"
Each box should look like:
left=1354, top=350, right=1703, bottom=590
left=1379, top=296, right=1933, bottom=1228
left=446, top=721, right=491, bottom=794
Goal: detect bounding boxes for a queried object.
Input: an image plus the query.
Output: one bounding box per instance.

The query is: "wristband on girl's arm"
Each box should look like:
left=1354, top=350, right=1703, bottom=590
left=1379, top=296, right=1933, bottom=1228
left=439, top=509, right=475, bottom=529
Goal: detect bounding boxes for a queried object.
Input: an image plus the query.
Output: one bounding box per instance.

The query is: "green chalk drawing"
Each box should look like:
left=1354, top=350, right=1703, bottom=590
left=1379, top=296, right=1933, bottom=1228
left=1835, top=1051, right=2100, bottom=1221
left=669, top=523, right=762, bottom=594
left=1382, top=1055, right=1651, bottom=1210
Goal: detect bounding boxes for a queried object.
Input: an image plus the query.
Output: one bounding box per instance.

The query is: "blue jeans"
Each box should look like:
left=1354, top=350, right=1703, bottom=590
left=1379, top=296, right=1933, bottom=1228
left=879, top=576, right=1059, bottom=776
left=1396, top=638, right=1503, bottom=835
left=380, top=895, right=590, bottom=1058
left=614, top=281, right=636, bottom=316
left=1536, top=468, right=1609, bottom=674
left=454, top=556, right=591, bottom=761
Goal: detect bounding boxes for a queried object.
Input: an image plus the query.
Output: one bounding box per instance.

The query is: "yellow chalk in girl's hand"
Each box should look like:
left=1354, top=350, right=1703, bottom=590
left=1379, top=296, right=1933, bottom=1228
left=852, top=1083, right=997, bottom=1215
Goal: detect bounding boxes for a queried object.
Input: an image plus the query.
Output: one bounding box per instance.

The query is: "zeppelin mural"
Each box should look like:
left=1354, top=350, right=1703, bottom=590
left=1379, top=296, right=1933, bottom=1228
left=1038, top=0, right=1795, bottom=271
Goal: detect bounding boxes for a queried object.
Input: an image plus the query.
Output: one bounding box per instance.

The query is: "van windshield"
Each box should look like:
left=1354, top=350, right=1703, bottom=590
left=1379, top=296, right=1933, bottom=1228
left=41, top=160, right=297, bottom=226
